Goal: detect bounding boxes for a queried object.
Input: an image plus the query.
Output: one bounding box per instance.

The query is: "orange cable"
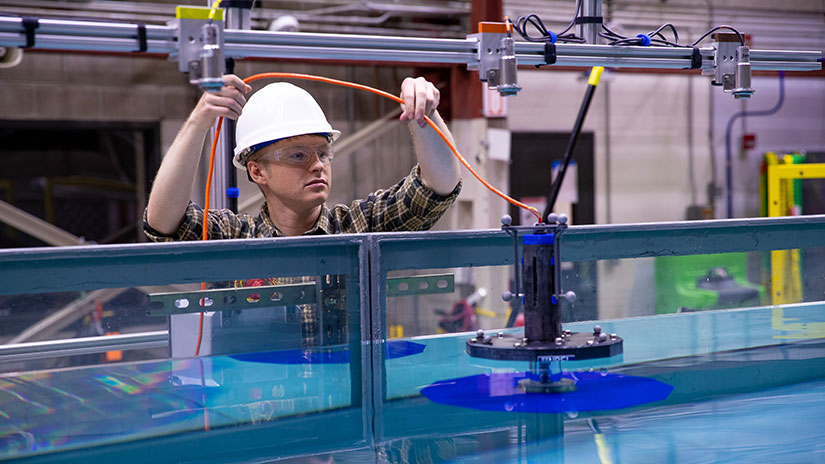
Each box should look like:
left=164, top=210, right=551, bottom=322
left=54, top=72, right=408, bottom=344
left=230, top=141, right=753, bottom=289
left=194, top=117, right=223, bottom=357
left=195, top=72, right=543, bottom=356
left=240, top=72, right=542, bottom=222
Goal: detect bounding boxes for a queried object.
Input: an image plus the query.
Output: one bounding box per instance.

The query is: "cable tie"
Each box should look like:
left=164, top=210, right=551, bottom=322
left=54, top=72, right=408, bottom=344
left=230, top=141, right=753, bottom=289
left=135, top=24, right=147, bottom=53
left=534, top=41, right=556, bottom=68
left=636, top=34, right=651, bottom=46
left=21, top=17, right=39, bottom=48
left=219, top=0, right=255, bottom=7
left=690, top=46, right=703, bottom=69
left=574, top=16, right=603, bottom=25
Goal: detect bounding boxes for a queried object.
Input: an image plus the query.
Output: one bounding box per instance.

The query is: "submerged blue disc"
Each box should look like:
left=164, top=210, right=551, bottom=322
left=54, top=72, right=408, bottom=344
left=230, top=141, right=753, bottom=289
left=420, top=371, right=673, bottom=413
left=230, top=340, right=426, bottom=364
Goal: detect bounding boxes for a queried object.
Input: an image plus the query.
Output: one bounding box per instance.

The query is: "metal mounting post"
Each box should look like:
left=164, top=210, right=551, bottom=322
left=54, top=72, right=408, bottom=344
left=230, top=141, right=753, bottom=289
left=579, top=0, right=603, bottom=45
left=223, top=0, right=253, bottom=31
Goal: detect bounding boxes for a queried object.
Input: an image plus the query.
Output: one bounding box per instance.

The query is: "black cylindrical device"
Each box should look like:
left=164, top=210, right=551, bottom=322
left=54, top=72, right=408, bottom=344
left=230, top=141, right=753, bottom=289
left=522, top=233, right=562, bottom=343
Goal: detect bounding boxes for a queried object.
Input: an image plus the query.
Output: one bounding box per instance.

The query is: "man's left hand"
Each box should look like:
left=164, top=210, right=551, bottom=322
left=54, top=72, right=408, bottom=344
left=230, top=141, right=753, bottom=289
left=399, top=77, right=440, bottom=128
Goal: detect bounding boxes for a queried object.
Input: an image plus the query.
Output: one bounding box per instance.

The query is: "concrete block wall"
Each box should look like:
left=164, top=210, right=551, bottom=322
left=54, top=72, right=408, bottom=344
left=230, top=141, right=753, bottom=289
left=0, top=51, right=197, bottom=154
left=0, top=51, right=197, bottom=117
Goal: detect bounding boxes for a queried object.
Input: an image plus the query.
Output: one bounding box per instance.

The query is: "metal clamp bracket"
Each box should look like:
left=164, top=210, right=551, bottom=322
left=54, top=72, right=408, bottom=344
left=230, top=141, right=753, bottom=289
left=711, top=33, right=754, bottom=99
left=467, top=21, right=521, bottom=96
left=174, top=6, right=225, bottom=90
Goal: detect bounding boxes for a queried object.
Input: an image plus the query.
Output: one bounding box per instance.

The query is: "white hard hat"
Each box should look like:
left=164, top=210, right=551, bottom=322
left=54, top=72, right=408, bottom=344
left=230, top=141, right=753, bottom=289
left=233, top=82, right=341, bottom=170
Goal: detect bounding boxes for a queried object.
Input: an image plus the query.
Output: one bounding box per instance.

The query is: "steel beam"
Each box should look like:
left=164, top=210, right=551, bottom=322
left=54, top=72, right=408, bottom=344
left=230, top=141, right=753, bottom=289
left=0, top=331, right=168, bottom=363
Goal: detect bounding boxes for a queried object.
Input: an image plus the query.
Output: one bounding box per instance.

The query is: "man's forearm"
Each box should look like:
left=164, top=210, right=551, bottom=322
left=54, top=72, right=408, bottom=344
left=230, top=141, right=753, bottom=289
left=146, top=75, right=250, bottom=236
left=410, top=111, right=461, bottom=196
left=146, top=119, right=211, bottom=235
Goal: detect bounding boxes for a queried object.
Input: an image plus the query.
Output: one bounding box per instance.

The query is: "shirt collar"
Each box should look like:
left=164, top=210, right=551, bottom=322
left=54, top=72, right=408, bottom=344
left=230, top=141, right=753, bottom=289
left=258, top=202, right=333, bottom=236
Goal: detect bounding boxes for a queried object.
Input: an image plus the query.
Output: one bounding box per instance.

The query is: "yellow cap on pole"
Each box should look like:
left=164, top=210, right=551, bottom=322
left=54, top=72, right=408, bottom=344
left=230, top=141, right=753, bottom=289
left=588, top=66, right=605, bottom=86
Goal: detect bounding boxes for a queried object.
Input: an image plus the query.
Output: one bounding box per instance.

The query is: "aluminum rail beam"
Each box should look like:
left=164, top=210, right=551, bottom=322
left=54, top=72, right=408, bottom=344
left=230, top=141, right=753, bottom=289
left=0, top=15, right=820, bottom=71
left=525, top=42, right=821, bottom=61
left=1, top=16, right=817, bottom=63
left=224, top=29, right=477, bottom=52
left=0, top=32, right=171, bottom=53
left=223, top=43, right=474, bottom=63
left=0, top=16, right=172, bottom=39
left=0, top=331, right=168, bottom=363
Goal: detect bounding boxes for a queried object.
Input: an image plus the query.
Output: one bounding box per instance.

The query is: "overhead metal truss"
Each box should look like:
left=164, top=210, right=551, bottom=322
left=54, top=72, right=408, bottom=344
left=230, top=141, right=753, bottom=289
left=0, top=15, right=819, bottom=72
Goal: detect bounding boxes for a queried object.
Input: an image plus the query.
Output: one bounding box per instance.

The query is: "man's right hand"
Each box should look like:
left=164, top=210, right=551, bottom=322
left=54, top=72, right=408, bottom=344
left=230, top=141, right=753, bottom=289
left=146, top=75, right=251, bottom=236
left=190, top=74, right=252, bottom=130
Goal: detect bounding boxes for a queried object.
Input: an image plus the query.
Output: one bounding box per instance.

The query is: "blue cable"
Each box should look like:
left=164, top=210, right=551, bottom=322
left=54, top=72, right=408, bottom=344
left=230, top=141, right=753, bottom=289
left=724, top=71, right=785, bottom=218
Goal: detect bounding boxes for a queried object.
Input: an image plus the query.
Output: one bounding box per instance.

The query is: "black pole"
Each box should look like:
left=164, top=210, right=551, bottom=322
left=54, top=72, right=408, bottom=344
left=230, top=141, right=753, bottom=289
left=225, top=57, right=238, bottom=213
left=543, top=81, right=599, bottom=222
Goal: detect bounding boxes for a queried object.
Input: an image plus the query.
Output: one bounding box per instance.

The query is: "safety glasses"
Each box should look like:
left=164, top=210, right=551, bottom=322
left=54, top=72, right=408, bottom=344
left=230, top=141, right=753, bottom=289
left=256, top=145, right=334, bottom=167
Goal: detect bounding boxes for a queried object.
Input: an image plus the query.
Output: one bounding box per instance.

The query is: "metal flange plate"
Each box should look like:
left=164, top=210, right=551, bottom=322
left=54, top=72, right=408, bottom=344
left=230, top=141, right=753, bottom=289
left=466, top=332, right=623, bottom=362
left=147, top=283, right=316, bottom=317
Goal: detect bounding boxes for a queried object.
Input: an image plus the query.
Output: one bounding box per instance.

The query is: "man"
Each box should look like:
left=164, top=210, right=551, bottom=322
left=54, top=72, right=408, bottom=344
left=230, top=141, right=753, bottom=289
left=144, top=75, right=461, bottom=240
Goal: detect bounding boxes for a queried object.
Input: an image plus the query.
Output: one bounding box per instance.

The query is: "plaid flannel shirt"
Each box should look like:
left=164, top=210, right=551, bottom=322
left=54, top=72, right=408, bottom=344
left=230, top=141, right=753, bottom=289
left=144, top=165, right=460, bottom=241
